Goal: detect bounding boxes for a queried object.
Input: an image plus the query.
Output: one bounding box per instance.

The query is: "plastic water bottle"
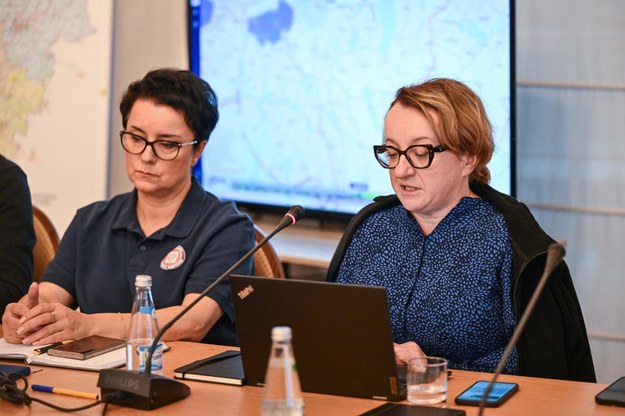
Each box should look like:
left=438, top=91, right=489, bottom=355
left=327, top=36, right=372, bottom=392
left=126, top=274, right=163, bottom=375
left=261, top=326, right=304, bottom=416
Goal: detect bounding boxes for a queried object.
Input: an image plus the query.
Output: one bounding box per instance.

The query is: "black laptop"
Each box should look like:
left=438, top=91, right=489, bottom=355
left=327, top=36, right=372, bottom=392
left=229, top=275, right=406, bottom=401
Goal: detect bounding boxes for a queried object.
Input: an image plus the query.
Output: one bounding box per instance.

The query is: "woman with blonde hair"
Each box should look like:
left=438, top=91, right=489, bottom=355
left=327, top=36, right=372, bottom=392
left=328, top=78, right=595, bottom=382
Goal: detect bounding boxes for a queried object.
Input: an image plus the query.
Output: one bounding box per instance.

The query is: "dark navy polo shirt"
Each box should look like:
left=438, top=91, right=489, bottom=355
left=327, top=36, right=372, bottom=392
left=42, top=178, right=254, bottom=346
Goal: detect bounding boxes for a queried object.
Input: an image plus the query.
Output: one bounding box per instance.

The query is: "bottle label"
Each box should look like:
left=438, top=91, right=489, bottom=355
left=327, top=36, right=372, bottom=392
left=137, top=342, right=163, bottom=372
left=139, top=305, right=155, bottom=315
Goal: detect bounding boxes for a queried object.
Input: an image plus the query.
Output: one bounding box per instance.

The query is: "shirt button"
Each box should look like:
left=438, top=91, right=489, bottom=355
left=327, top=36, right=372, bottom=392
left=140, top=245, right=146, bottom=251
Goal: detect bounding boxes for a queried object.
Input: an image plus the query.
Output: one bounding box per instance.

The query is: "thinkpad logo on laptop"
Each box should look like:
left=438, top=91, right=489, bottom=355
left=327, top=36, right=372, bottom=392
left=237, top=284, right=254, bottom=300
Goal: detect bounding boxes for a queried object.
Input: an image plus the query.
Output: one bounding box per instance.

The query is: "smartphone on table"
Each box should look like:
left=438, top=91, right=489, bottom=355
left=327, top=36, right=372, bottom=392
left=595, top=376, right=625, bottom=407
left=455, top=380, right=519, bottom=407
left=47, top=335, right=125, bottom=360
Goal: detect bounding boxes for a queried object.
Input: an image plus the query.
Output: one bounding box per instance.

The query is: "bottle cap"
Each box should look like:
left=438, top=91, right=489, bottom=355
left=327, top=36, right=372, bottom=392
left=271, top=326, right=292, bottom=341
left=135, top=274, right=152, bottom=287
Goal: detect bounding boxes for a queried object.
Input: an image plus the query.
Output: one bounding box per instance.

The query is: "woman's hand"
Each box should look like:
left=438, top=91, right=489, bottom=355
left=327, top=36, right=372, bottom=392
left=1, top=282, right=40, bottom=343
left=393, top=341, right=426, bottom=365
left=17, top=304, right=94, bottom=346
left=2, top=303, right=31, bottom=343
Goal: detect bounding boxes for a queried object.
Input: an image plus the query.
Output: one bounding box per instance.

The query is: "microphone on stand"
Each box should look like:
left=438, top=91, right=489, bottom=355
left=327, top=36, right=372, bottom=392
left=476, top=241, right=566, bottom=416
left=97, top=205, right=306, bottom=410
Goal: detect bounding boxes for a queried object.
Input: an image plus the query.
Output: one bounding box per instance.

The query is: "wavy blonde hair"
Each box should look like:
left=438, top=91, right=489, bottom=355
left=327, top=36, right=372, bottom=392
left=389, top=78, right=494, bottom=183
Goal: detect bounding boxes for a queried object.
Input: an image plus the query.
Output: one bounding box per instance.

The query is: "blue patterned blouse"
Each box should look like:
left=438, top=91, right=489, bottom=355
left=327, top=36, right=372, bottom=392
left=337, top=197, right=518, bottom=374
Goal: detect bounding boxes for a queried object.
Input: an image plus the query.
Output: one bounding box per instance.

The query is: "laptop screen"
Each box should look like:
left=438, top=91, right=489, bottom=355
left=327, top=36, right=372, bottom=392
left=230, top=275, right=405, bottom=401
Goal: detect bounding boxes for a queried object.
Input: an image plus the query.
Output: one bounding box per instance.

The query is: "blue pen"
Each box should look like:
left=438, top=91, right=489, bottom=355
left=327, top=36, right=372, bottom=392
left=32, top=384, right=99, bottom=400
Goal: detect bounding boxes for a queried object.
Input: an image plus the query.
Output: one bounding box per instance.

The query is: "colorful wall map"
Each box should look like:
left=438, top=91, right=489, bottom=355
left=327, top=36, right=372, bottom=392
left=0, top=0, right=113, bottom=234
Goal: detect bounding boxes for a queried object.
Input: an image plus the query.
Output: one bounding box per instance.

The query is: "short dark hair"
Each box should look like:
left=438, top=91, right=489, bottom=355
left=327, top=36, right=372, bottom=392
left=120, top=68, right=219, bottom=143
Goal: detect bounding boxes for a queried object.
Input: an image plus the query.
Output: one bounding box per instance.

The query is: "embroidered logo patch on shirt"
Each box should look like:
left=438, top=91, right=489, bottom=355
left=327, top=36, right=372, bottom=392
left=160, top=245, right=186, bottom=270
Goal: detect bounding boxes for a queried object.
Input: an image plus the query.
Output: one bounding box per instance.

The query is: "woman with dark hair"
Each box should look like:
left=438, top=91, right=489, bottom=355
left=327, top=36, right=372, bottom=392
left=3, top=68, right=254, bottom=346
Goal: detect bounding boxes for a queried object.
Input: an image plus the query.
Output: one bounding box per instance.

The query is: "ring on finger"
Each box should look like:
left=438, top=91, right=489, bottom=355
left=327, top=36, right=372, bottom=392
left=51, top=311, right=56, bottom=323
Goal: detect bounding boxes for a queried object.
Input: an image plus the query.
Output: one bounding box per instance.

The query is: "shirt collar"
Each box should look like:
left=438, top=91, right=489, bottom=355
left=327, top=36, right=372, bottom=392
left=111, top=177, right=205, bottom=239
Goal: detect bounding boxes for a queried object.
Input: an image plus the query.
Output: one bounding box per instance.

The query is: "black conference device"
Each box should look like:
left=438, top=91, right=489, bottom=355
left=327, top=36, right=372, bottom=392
left=97, top=205, right=305, bottom=410
left=595, top=376, right=625, bottom=407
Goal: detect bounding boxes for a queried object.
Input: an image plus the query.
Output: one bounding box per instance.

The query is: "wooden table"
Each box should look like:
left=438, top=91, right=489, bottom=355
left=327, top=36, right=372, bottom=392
left=0, top=340, right=621, bottom=415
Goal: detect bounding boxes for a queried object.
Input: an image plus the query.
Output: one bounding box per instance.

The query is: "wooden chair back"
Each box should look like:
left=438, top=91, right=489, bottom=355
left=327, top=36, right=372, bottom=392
left=32, top=206, right=60, bottom=281
left=253, top=225, right=285, bottom=278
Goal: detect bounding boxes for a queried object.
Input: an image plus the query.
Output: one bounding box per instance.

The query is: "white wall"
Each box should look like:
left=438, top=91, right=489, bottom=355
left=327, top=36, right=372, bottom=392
left=108, top=0, right=188, bottom=197
left=516, top=1, right=625, bottom=383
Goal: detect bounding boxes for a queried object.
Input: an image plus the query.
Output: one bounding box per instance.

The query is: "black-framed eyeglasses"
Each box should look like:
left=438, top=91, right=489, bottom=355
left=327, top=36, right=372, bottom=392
left=373, top=144, right=446, bottom=169
left=120, top=131, right=197, bottom=161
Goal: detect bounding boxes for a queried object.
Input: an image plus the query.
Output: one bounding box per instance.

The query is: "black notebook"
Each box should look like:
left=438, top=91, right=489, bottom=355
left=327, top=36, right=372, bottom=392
left=360, top=403, right=465, bottom=416
left=173, top=350, right=245, bottom=386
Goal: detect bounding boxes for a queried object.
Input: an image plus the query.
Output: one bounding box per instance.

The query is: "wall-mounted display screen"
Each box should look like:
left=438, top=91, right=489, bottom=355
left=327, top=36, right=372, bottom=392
left=189, top=0, right=515, bottom=220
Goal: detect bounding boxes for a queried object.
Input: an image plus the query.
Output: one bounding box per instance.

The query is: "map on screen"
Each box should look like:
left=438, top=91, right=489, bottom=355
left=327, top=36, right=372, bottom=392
left=190, top=0, right=513, bottom=217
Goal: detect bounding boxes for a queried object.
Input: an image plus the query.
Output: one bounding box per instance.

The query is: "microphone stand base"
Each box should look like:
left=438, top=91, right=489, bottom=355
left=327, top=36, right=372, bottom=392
left=98, top=368, right=190, bottom=410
